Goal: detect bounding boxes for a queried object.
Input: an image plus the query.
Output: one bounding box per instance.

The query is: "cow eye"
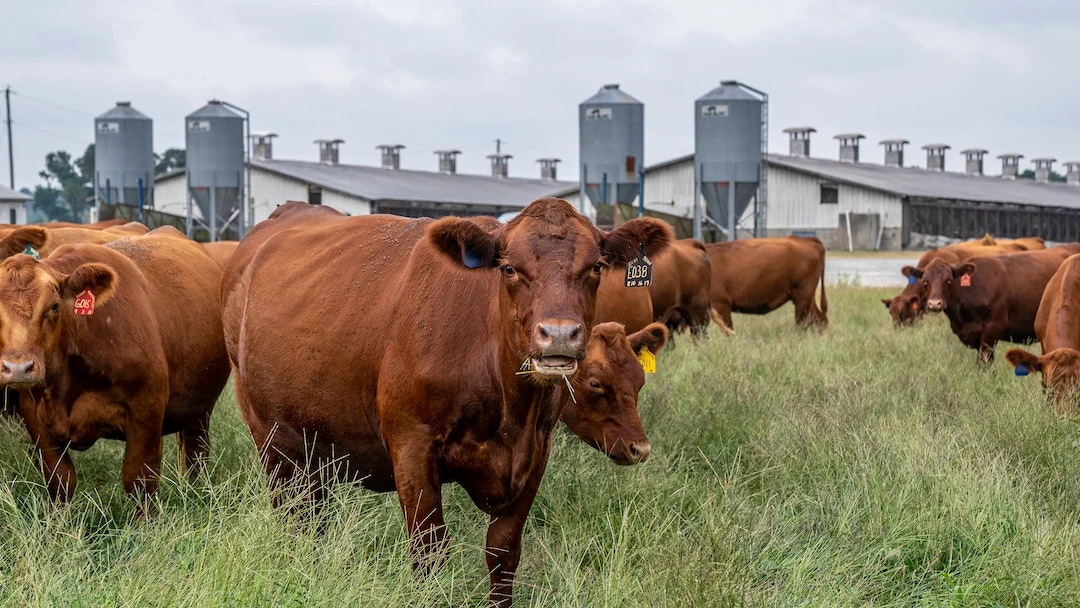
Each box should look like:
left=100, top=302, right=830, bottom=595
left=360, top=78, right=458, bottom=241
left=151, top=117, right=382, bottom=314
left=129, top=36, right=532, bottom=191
left=502, top=264, right=516, bottom=277
left=592, top=261, right=603, bottom=274
left=50, top=303, right=59, bottom=313
left=586, top=378, right=603, bottom=392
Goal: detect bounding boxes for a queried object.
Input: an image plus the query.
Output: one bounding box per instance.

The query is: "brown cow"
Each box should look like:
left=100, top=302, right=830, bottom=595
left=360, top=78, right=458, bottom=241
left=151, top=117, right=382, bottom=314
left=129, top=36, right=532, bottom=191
left=221, top=198, right=672, bottom=606
left=38, top=218, right=130, bottom=230
left=595, top=267, right=654, bottom=334
left=883, top=240, right=1032, bottom=326
left=201, top=240, right=240, bottom=269
left=648, top=238, right=712, bottom=337
left=0, top=226, right=230, bottom=514
left=1006, top=253, right=1080, bottom=406
left=705, top=235, right=827, bottom=332
left=562, top=321, right=668, bottom=464
left=902, top=244, right=1080, bottom=363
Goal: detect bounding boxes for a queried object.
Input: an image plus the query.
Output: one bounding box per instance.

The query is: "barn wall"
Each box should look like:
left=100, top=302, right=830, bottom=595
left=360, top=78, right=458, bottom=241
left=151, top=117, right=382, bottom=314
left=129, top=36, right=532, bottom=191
left=321, top=190, right=371, bottom=216
left=249, top=168, right=310, bottom=224
left=152, top=174, right=188, bottom=217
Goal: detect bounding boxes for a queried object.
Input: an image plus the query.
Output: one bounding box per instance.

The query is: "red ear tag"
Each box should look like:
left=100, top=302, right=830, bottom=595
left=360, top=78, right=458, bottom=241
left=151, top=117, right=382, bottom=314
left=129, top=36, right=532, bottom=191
left=73, top=289, right=95, bottom=316
left=960, top=273, right=971, bottom=287
left=911, top=300, right=919, bottom=311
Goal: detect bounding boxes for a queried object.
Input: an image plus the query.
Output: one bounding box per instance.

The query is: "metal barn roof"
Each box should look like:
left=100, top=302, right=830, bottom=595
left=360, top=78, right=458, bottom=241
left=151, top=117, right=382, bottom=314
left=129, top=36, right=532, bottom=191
left=0, top=185, right=30, bottom=202
left=251, top=159, right=575, bottom=208
left=769, top=154, right=1080, bottom=209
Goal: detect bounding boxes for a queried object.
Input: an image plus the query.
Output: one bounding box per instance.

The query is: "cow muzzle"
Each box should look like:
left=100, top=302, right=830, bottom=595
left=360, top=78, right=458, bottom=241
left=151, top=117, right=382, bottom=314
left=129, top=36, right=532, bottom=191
left=615, top=440, right=650, bottom=465
left=531, top=320, right=585, bottom=376
left=926, top=298, right=944, bottom=312
left=0, top=356, right=42, bottom=387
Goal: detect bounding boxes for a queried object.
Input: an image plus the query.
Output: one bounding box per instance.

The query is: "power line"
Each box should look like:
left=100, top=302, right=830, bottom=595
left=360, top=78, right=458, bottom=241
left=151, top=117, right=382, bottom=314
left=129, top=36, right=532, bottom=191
left=14, top=89, right=184, bottom=139
left=12, top=121, right=91, bottom=146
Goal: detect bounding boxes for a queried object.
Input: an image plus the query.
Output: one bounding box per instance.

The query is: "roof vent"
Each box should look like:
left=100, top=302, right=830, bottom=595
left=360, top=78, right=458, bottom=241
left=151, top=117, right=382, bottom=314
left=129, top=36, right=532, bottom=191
left=376, top=144, right=405, bottom=170
left=961, top=149, right=988, bottom=176
left=116, top=101, right=131, bottom=107
left=833, top=133, right=865, bottom=163
left=1033, top=157, right=1057, bottom=183
left=923, top=144, right=950, bottom=172
left=1065, top=161, right=1080, bottom=186
left=536, top=158, right=561, bottom=181
left=783, top=126, right=815, bottom=158
left=314, top=138, right=344, bottom=165
left=434, top=149, right=461, bottom=175
left=879, top=139, right=909, bottom=168
left=251, top=131, right=278, bottom=162
left=487, top=153, right=512, bottom=178
left=998, top=153, right=1023, bottom=180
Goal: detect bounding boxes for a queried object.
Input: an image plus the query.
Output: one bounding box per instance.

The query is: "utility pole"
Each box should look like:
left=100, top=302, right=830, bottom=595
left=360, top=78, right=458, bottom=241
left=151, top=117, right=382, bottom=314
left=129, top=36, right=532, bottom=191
left=4, top=86, right=13, bottom=190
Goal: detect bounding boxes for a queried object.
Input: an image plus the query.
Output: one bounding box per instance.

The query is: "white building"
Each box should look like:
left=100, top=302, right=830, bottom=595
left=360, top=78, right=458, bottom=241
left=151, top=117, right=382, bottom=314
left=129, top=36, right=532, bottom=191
left=555, top=130, right=1080, bottom=250
left=0, top=185, right=30, bottom=225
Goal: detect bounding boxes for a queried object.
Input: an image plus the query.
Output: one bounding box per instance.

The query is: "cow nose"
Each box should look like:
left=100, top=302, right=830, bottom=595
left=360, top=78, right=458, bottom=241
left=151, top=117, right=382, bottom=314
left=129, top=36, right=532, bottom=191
left=0, top=359, right=35, bottom=384
left=534, top=321, right=584, bottom=357
left=627, top=441, right=650, bottom=463
left=927, top=298, right=943, bottom=312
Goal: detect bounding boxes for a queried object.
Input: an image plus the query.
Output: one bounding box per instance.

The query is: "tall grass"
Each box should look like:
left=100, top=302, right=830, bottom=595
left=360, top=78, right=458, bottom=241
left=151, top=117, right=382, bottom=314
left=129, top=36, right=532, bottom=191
left=1, top=287, right=1079, bottom=606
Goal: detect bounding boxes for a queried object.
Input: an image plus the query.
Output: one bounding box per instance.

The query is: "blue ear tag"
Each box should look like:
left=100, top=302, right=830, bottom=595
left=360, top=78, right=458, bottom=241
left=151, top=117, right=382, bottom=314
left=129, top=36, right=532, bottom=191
left=907, top=274, right=917, bottom=285
left=23, top=244, right=39, bottom=260
left=1014, top=363, right=1030, bottom=377
left=463, top=249, right=485, bottom=269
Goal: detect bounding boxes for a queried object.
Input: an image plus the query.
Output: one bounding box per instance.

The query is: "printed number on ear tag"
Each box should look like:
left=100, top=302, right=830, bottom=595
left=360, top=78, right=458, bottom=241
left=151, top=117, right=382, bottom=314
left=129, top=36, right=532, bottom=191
left=625, top=245, right=653, bottom=288
left=73, top=289, right=95, bottom=316
left=960, top=273, right=972, bottom=287
left=637, top=347, right=656, bottom=374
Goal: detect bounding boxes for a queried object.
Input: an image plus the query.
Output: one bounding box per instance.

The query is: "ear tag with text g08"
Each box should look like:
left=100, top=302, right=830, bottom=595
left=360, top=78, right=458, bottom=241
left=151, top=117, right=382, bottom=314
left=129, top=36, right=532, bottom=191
left=907, top=274, right=917, bottom=285
left=637, top=346, right=656, bottom=374
left=960, top=273, right=972, bottom=287
left=73, top=289, right=95, bottom=316
left=625, top=244, right=653, bottom=288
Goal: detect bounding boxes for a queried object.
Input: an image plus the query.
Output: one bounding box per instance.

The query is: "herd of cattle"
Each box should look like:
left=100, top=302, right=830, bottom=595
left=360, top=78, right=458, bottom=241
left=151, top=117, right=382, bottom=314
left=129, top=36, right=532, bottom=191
left=0, top=196, right=901, bottom=607
left=882, top=232, right=1080, bottom=403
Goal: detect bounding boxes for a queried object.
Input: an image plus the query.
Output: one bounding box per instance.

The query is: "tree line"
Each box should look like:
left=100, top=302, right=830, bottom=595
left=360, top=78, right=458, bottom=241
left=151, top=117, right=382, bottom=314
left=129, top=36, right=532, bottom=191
left=23, top=146, right=186, bottom=223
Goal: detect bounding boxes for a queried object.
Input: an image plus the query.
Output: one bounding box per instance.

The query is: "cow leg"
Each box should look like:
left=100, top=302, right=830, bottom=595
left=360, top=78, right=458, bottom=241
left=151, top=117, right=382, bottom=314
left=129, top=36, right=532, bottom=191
left=485, top=445, right=550, bottom=607
left=177, top=408, right=212, bottom=481
left=121, top=405, right=166, bottom=520
left=20, top=392, right=76, bottom=503
left=389, top=437, right=448, bottom=575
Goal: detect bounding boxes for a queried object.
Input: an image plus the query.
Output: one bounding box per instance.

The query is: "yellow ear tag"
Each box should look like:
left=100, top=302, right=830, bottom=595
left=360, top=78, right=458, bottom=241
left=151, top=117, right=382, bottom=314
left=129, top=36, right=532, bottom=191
left=637, top=346, right=656, bottom=374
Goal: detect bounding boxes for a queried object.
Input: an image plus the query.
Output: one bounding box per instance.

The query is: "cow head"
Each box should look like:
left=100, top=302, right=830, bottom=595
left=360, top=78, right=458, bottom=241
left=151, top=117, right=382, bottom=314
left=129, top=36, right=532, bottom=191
left=0, top=252, right=117, bottom=388
left=1006, top=347, right=1080, bottom=403
left=901, top=259, right=973, bottom=313
left=561, top=322, right=668, bottom=465
left=882, top=273, right=927, bottom=326
left=427, top=197, right=673, bottom=381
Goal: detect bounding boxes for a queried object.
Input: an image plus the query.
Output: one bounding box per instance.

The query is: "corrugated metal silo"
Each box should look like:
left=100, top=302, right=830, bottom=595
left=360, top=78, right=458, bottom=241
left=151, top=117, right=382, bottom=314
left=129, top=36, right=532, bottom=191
left=94, top=101, right=154, bottom=208
left=693, top=80, right=767, bottom=240
left=578, top=84, right=643, bottom=219
left=185, top=100, right=244, bottom=236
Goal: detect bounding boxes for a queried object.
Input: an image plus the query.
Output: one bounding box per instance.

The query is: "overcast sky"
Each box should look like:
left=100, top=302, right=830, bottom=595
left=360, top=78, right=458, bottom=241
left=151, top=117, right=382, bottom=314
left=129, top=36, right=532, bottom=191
left=3, top=0, right=1078, bottom=191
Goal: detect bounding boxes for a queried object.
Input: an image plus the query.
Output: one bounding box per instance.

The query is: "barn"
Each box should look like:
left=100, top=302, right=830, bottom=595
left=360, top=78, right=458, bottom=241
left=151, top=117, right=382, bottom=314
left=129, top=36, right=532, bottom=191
left=0, top=184, right=30, bottom=225
left=555, top=128, right=1080, bottom=250
left=153, top=136, right=574, bottom=227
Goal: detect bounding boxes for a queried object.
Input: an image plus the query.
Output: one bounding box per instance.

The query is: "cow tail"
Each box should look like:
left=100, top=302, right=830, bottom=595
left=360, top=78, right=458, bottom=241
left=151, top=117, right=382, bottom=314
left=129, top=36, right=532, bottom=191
left=709, top=306, right=734, bottom=335
left=818, top=258, right=828, bottom=317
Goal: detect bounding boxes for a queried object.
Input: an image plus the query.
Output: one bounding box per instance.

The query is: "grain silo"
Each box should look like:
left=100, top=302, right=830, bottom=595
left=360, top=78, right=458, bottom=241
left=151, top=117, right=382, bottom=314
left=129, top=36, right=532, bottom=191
left=579, top=84, right=644, bottom=225
left=185, top=100, right=245, bottom=240
left=94, top=101, right=154, bottom=212
left=693, top=80, right=768, bottom=240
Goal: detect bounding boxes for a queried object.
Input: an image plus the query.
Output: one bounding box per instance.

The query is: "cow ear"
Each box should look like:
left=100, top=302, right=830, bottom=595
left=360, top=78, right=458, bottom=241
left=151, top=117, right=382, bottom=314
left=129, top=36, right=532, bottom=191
left=60, top=263, right=118, bottom=307
left=0, top=227, right=48, bottom=259
left=600, top=217, right=674, bottom=265
left=628, top=322, right=670, bottom=355
left=427, top=218, right=500, bottom=269
left=1005, top=348, right=1042, bottom=375
left=881, top=298, right=892, bottom=308
left=952, top=262, right=976, bottom=278
left=901, top=265, right=922, bottom=279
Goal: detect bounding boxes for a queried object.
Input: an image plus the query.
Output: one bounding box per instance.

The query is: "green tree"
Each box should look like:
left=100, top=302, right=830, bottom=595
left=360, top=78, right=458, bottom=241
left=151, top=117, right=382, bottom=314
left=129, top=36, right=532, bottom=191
left=1019, top=169, right=1066, bottom=182
left=154, top=148, right=186, bottom=176
left=32, top=144, right=94, bottom=222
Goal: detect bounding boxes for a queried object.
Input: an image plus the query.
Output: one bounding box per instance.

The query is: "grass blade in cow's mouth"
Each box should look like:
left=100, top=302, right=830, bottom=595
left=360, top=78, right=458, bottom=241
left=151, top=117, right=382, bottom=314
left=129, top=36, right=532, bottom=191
left=530, top=355, right=579, bottom=376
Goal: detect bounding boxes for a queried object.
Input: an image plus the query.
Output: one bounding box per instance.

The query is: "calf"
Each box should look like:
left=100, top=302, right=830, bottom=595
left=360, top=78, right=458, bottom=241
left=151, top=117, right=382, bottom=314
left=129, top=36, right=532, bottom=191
left=0, top=227, right=229, bottom=513
left=221, top=199, right=672, bottom=606
left=562, top=322, right=668, bottom=464
left=902, top=244, right=1080, bottom=362
left=706, top=236, right=826, bottom=332
left=1006, top=253, right=1080, bottom=407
